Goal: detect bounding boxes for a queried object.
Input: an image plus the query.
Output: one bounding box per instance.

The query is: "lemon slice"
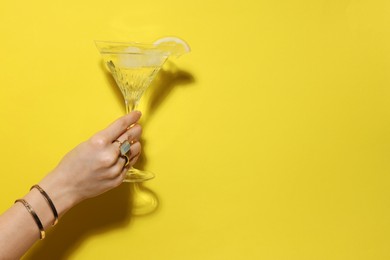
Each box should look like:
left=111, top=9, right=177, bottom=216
left=153, top=36, right=191, bottom=57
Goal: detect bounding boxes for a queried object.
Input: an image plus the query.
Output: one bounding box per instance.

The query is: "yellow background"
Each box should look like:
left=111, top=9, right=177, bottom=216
left=0, top=0, right=390, bottom=259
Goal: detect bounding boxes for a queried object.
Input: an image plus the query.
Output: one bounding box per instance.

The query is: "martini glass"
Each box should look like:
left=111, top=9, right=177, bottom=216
left=96, top=38, right=190, bottom=182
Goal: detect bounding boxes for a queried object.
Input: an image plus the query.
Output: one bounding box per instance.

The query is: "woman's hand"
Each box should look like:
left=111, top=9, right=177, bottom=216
left=0, top=112, right=143, bottom=259
left=38, top=111, right=142, bottom=215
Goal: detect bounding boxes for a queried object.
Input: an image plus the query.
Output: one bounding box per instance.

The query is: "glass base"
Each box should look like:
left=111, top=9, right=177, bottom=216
left=131, top=183, right=159, bottom=216
left=123, top=167, right=155, bottom=183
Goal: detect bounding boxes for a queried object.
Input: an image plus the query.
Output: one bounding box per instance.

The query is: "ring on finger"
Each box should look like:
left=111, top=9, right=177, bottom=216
left=122, top=154, right=130, bottom=167
left=119, top=140, right=131, bottom=156
left=126, top=123, right=136, bottom=130
left=114, top=140, right=131, bottom=156
left=113, top=139, right=122, bottom=146
left=114, top=139, right=131, bottom=167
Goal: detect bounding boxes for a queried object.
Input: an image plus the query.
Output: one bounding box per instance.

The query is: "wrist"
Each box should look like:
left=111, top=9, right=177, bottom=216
left=37, top=170, right=79, bottom=218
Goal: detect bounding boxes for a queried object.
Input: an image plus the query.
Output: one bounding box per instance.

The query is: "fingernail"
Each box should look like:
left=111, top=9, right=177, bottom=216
left=134, top=110, right=142, bottom=117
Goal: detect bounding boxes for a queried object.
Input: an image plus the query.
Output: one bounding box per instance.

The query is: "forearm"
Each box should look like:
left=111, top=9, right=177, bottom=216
left=0, top=172, right=76, bottom=259
left=0, top=203, right=39, bottom=259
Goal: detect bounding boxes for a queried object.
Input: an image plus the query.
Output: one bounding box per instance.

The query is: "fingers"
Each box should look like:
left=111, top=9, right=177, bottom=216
left=89, top=112, right=142, bottom=188
left=115, top=141, right=141, bottom=166
left=108, top=141, right=142, bottom=187
left=112, top=166, right=130, bottom=187
left=113, top=123, right=142, bottom=146
left=109, top=141, right=141, bottom=176
left=128, top=150, right=141, bottom=166
left=100, top=111, right=142, bottom=142
left=113, top=149, right=141, bottom=186
left=128, top=142, right=141, bottom=161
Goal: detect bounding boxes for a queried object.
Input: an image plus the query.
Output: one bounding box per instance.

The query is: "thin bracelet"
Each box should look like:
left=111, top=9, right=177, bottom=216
left=30, top=185, right=59, bottom=226
left=15, top=199, right=45, bottom=240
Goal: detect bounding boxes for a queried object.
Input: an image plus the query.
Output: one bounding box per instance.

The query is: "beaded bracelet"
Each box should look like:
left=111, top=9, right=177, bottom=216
left=30, top=185, right=59, bottom=226
left=15, top=199, right=45, bottom=240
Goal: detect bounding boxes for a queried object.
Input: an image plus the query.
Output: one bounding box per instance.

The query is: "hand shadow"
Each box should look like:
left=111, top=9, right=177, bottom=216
left=25, top=185, right=133, bottom=259
left=25, top=60, right=195, bottom=259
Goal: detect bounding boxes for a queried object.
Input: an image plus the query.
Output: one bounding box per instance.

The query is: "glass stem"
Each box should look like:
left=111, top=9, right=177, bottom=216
left=125, top=99, right=137, bottom=114
left=125, top=99, right=137, bottom=171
